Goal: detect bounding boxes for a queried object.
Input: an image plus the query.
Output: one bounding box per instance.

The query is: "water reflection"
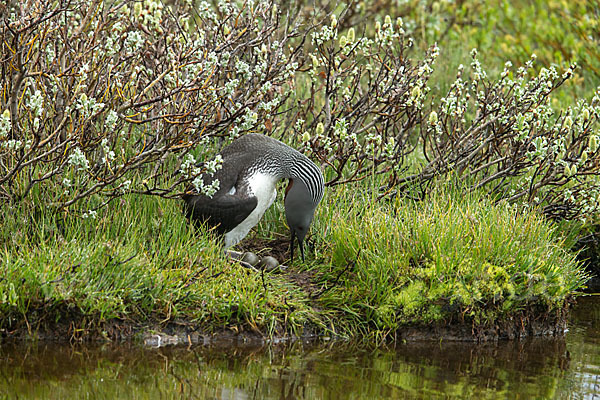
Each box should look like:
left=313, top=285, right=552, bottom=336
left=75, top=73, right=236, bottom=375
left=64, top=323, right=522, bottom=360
left=1, top=296, right=599, bottom=399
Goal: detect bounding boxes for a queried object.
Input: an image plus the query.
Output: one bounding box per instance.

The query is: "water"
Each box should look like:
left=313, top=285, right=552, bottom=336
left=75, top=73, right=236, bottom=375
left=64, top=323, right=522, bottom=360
left=1, top=296, right=600, bottom=399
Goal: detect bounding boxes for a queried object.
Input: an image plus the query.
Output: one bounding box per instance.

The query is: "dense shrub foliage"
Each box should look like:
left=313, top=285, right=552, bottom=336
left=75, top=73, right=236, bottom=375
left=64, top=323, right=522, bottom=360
left=0, top=0, right=302, bottom=214
left=2, top=0, right=600, bottom=222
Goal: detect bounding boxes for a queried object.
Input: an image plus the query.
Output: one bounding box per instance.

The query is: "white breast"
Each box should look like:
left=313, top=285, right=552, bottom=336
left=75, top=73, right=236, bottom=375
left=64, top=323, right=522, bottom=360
left=223, top=172, right=278, bottom=248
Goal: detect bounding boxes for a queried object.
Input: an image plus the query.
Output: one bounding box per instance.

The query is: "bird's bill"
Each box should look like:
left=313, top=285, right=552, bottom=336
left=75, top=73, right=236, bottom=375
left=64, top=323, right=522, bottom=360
left=298, top=238, right=305, bottom=262
left=289, top=230, right=306, bottom=262
left=290, top=230, right=296, bottom=262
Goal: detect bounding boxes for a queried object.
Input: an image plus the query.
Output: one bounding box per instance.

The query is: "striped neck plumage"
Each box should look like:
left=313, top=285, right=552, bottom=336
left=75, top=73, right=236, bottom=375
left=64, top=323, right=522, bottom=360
left=253, top=145, right=324, bottom=204
left=289, top=155, right=324, bottom=204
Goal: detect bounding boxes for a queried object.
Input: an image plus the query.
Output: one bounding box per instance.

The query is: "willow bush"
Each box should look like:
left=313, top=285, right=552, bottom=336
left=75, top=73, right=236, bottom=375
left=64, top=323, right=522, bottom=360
left=0, top=0, right=303, bottom=217
left=294, top=14, right=439, bottom=187
left=292, top=9, right=600, bottom=221
left=2, top=0, right=600, bottom=225
left=401, top=56, right=600, bottom=221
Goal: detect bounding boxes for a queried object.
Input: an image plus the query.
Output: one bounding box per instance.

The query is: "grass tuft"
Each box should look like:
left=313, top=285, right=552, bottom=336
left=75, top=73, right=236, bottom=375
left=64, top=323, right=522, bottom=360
left=0, top=185, right=589, bottom=341
left=0, top=195, right=319, bottom=338
left=311, top=184, right=588, bottom=338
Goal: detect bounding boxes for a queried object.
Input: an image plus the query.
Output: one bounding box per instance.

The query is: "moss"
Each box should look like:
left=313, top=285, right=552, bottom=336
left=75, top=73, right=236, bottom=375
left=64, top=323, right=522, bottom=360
left=313, top=184, right=588, bottom=338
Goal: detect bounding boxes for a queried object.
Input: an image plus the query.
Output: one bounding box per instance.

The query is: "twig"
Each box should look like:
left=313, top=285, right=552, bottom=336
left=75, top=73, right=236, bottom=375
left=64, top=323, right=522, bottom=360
left=310, top=249, right=360, bottom=299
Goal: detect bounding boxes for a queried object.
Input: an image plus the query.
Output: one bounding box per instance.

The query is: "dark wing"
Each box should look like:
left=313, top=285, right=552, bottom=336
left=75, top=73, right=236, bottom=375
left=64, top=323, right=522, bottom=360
left=182, top=136, right=265, bottom=233
left=183, top=193, right=257, bottom=234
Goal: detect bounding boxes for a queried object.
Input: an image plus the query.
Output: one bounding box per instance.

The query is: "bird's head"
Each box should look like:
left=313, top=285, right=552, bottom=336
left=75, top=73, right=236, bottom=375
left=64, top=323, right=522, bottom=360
left=284, top=178, right=321, bottom=262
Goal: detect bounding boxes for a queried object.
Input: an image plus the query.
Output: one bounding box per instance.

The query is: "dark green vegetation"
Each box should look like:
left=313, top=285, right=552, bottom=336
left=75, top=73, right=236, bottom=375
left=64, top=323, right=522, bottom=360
left=1, top=0, right=598, bottom=341
left=320, top=187, right=586, bottom=337
left=0, top=184, right=587, bottom=341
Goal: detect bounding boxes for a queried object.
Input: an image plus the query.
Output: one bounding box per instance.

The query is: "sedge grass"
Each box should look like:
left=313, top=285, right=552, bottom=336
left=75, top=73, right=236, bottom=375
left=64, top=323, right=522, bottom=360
left=310, top=183, right=589, bottom=338
left=0, top=195, right=320, bottom=338
left=0, top=182, right=589, bottom=341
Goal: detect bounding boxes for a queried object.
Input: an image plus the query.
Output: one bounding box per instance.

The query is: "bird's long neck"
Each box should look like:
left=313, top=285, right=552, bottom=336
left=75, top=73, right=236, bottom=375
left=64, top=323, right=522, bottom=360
left=288, top=154, right=324, bottom=204
left=253, top=148, right=324, bottom=204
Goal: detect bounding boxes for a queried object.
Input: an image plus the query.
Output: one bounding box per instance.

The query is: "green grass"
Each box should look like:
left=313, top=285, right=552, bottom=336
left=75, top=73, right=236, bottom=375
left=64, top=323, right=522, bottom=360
left=0, top=195, right=321, bottom=338
left=309, top=183, right=588, bottom=339
left=0, top=182, right=589, bottom=341
left=404, top=0, right=600, bottom=102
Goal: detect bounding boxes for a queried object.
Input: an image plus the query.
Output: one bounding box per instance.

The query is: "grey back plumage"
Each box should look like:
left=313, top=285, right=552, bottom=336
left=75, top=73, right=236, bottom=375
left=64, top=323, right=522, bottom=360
left=183, top=133, right=324, bottom=239
left=223, top=134, right=324, bottom=204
